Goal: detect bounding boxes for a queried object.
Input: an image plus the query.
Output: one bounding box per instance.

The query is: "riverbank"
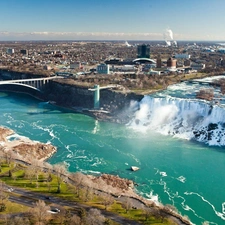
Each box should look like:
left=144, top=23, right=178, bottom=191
left=0, top=126, right=56, bottom=162
left=0, top=126, right=192, bottom=225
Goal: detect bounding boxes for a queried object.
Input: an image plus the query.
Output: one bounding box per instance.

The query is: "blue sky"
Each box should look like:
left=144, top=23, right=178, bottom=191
left=0, top=0, right=225, bottom=41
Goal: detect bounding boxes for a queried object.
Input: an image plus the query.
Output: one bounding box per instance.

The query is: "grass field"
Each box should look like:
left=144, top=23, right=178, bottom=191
left=0, top=161, right=184, bottom=224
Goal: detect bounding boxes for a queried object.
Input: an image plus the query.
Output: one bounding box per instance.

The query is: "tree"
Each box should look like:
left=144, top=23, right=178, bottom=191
left=25, top=165, right=36, bottom=184
left=43, top=162, right=53, bottom=191
left=101, top=193, right=114, bottom=210
left=30, top=200, right=51, bottom=225
left=30, top=158, right=43, bottom=182
left=85, top=208, right=105, bottom=225
left=0, top=181, right=8, bottom=210
left=70, top=172, right=85, bottom=196
left=4, top=149, right=14, bottom=166
left=68, top=215, right=81, bottom=225
left=121, top=198, right=132, bottom=213
left=80, top=187, right=94, bottom=202
left=0, top=146, right=5, bottom=172
left=53, top=163, right=67, bottom=193
left=9, top=216, right=31, bottom=225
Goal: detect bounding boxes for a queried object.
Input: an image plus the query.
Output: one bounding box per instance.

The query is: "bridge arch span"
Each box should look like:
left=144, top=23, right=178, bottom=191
left=0, top=83, right=44, bottom=99
left=1, top=83, right=41, bottom=92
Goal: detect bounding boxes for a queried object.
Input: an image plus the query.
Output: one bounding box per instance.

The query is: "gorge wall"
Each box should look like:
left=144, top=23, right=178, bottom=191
left=45, top=80, right=144, bottom=123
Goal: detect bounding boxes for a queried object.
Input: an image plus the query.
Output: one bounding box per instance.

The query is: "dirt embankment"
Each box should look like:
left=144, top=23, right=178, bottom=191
left=0, top=127, right=56, bottom=161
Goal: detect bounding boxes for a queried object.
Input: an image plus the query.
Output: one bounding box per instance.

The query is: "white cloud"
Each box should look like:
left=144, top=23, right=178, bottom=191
left=0, top=31, right=222, bottom=41
left=0, top=31, right=163, bottom=40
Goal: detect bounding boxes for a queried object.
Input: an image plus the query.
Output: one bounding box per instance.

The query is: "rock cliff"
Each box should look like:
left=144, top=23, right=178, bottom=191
left=45, top=80, right=144, bottom=123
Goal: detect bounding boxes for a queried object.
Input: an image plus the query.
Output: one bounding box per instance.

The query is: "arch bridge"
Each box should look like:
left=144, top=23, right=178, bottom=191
left=0, top=76, right=63, bottom=92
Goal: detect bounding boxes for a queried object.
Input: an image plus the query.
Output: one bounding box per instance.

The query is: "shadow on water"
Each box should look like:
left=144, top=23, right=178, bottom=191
left=26, top=110, right=78, bottom=115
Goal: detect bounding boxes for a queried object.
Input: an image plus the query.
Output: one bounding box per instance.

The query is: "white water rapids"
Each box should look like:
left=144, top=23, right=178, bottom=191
left=129, top=95, right=225, bottom=146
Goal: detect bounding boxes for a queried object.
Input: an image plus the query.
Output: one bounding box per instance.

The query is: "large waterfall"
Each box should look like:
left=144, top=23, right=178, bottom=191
left=129, top=95, right=225, bottom=146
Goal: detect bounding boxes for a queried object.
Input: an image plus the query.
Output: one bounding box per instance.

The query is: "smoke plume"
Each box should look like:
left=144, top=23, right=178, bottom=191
left=163, top=28, right=177, bottom=47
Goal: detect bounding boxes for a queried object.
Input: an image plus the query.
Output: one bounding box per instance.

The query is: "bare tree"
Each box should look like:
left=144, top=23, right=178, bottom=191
left=121, top=198, right=132, bottom=213
left=30, top=200, right=50, bottom=225
left=9, top=215, right=31, bottom=225
left=79, top=187, right=94, bottom=202
left=70, top=172, right=85, bottom=196
left=0, top=181, right=8, bottom=211
left=101, top=193, right=114, bottom=210
left=30, top=158, right=43, bottom=182
left=24, top=165, right=36, bottom=184
left=68, top=214, right=81, bottom=225
left=53, top=163, right=67, bottom=193
left=85, top=208, right=105, bottom=225
left=43, top=162, right=53, bottom=191
left=4, top=149, right=14, bottom=166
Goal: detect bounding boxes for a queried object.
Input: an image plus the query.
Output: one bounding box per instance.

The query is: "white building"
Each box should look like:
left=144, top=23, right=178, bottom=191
left=149, top=70, right=161, bottom=75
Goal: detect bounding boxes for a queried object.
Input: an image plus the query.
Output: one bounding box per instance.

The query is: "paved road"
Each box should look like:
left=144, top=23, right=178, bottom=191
left=6, top=185, right=142, bottom=225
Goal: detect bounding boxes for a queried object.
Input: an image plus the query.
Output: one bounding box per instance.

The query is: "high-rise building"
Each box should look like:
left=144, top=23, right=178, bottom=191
left=7, top=48, right=14, bottom=54
left=156, top=56, right=162, bottom=68
left=137, top=44, right=150, bottom=58
left=20, top=49, right=28, bottom=55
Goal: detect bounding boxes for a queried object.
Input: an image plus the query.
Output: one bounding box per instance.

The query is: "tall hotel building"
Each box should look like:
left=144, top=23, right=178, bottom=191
left=137, top=44, right=150, bottom=58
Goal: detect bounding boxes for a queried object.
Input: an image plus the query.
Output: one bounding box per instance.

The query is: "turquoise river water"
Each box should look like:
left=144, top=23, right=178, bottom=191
left=1, top=76, right=225, bottom=225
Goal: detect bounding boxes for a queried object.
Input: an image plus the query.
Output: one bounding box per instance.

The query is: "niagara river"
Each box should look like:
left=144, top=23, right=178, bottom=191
left=1, top=76, right=225, bottom=225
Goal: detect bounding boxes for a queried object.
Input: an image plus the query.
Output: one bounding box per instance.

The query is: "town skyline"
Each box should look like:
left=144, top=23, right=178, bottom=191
left=1, top=0, right=225, bottom=41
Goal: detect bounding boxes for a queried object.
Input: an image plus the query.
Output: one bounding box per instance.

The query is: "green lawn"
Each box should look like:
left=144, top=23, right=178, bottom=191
left=0, top=163, right=181, bottom=225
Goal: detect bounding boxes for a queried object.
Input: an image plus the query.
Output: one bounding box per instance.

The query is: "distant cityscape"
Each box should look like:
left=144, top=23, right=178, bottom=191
left=0, top=40, right=225, bottom=79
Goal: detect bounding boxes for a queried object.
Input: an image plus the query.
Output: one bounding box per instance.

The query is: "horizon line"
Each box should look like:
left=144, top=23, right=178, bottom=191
left=0, top=39, right=224, bottom=43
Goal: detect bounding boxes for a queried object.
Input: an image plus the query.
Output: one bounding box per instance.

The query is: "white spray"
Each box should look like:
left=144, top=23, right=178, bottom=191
left=128, top=95, right=225, bottom=146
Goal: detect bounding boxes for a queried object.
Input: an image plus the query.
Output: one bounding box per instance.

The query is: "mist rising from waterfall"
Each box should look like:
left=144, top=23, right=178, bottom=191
left=128, top=95, right=225, bottom=146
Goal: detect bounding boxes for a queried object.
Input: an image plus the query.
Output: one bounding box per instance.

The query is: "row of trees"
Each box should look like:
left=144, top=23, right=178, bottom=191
left=4, top=200, right=107, bottom=225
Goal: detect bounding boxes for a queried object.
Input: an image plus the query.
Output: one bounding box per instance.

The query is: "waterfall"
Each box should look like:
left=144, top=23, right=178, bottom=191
left=129, top=95, right=225, bottom=146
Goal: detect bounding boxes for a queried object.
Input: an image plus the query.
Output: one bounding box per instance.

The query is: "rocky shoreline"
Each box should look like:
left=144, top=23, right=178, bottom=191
left=0, top=126, right=192, bottom=225
left=0, top=126, right=56, bottom=162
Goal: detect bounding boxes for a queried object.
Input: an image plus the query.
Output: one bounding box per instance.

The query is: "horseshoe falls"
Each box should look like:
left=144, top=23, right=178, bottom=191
left=0, top=76, right=225, bottom=225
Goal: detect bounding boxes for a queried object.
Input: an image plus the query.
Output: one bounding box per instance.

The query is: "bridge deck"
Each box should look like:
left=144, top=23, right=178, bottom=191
left=0, top=76, right=61, bottom=84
